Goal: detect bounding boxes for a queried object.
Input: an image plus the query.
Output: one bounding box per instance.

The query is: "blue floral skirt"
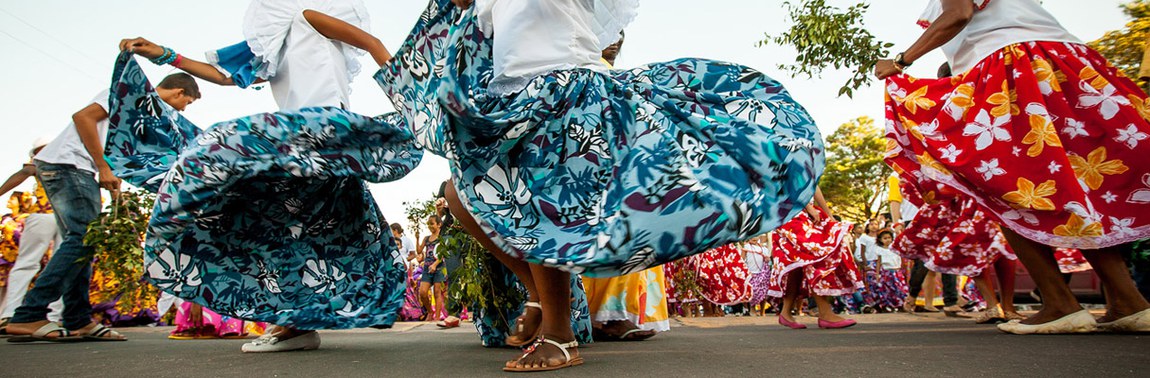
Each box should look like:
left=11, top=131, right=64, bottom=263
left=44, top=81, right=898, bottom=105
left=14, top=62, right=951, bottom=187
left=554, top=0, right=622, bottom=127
left=378, top=0, right=824, bottom=277
left=105, top=52, right=424, bottom=329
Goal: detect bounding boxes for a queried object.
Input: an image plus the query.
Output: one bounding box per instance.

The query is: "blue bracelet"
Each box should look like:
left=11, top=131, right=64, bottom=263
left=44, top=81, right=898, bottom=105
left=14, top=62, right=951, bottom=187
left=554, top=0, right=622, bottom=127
left=150, top=47, right=176, bottom=65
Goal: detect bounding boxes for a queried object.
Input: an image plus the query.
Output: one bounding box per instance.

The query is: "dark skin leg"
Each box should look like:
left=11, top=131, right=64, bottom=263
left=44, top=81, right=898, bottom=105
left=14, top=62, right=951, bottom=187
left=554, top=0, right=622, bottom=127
left=993, top=258, right=1019, bottom=315
left=1000, top=228, right=1082, bottom=324
left=445, top=182, right=577, bottom=368
left=779, top=270, right=803, bottom=323
left=444, top=182, right=541, bottom=344
left=1080, top=246, right=1150, bottom=323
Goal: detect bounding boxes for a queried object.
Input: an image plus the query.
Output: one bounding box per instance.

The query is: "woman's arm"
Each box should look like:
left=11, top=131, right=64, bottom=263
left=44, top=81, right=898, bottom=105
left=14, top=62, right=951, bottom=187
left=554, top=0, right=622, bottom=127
left=813, top=187, right=833, bottom=219
left=120, top=37, right=241, bottom=86
left=301, top=10, right=391, bottom=67
left=874, top=0, right=976, bottom=79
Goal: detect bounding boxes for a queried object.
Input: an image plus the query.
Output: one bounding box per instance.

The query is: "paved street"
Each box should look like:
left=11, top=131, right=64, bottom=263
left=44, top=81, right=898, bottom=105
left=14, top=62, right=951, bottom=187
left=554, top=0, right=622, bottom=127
left=3, top=313, right=1147, bottom=377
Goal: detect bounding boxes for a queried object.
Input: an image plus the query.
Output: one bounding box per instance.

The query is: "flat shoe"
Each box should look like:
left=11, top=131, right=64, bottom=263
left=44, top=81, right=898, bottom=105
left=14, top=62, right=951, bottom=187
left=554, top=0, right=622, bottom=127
left=996, top=310, right=1096, bottom=335
left=241, top=331, right=320, bottom=353
left=1095, top=308, right=1150, bottom=333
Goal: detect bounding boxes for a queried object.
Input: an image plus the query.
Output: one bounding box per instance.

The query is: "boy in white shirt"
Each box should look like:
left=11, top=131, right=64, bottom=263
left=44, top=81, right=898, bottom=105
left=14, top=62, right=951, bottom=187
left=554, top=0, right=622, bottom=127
left=6, top=74, right=199, bottom=342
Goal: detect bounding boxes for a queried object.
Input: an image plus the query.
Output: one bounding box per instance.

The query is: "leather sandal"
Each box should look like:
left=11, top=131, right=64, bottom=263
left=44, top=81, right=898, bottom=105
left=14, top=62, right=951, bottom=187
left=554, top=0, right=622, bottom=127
left=503, top=337, right=583, bottom=372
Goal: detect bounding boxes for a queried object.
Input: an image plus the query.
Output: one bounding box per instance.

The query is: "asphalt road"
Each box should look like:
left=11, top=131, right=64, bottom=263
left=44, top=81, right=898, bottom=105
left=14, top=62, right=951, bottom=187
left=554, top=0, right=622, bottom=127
left=2, top=313, right=1147, bottom=377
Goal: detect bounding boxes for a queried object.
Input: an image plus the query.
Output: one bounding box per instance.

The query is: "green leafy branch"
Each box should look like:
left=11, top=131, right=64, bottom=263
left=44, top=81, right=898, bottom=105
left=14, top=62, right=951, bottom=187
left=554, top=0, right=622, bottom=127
left=83, top=189, right=158, bottom=314
left=759, top=0, right=893, bottom=97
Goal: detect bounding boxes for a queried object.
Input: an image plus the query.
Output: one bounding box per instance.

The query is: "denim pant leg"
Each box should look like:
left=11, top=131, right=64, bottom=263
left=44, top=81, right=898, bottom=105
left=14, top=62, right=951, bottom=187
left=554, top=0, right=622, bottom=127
left=11, top=163, right=101, bottom=330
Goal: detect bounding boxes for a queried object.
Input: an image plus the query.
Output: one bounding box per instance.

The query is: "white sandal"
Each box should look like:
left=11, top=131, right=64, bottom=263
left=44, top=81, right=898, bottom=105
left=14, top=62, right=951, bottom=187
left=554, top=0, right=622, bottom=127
left=505, top=302, right=542, bottom=347
left=503, top=336, right=583, bottom=372
left=6, top=322, right=80, bottom=343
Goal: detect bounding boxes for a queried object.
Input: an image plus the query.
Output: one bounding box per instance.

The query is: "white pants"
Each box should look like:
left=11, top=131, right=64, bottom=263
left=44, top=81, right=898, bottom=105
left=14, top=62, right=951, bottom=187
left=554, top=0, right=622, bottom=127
left=1, top=214, right=64, bottom=320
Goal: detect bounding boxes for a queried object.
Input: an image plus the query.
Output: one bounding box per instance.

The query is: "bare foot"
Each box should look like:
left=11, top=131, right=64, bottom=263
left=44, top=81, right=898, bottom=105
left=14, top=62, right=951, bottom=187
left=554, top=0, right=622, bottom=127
left=505, top=334, right=580, bottom=371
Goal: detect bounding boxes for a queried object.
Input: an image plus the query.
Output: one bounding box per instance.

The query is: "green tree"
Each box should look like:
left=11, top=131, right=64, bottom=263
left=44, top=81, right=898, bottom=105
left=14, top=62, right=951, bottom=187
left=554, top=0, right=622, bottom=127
left=759, top=0, right=892, bottom=98
left=1089, top=0, right=1150, bottom=82
left=820, top=116, right=891, bottom=222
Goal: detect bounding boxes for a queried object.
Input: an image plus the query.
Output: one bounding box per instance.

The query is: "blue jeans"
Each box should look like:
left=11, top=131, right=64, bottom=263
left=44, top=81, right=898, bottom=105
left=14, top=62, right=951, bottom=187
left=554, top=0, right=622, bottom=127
left=11, top=162, right=101, bottom=330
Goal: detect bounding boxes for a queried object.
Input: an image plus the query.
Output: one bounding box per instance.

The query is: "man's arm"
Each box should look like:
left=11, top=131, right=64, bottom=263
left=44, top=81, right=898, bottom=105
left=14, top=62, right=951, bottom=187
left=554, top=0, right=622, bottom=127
left=0, top=164, right=36, bottom=197
left=73, top=103, right=120, bottom=192
left=120, top=38, right=243, bottom=86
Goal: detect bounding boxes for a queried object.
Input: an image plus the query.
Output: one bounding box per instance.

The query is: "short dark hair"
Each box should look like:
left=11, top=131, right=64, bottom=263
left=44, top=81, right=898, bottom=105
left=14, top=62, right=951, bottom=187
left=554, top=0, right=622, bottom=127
left=157, top=73, right=201, bottom=99
left=877, top=229, right=895, bottom=241
left=390, top=223, right=403, bottom=234
left=937, top=63, right=952, bottom=78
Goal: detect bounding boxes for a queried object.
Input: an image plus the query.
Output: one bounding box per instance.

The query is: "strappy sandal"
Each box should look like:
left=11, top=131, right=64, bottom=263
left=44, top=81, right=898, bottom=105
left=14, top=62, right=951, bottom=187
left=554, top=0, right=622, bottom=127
left=78, top=324, right=127, bottom=342
left=7, top=322, right=81, bottom=343
left=591, top=321, right=656, bottom=341
left=503, top=337, right=583, bottom=373
left=505, top=302, right=542, bottom=347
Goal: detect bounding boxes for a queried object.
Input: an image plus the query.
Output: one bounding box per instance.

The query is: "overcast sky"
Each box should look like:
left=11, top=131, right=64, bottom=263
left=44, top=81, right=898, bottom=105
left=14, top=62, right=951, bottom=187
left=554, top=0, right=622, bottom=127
left=0, top=0, right=1130, bottom=232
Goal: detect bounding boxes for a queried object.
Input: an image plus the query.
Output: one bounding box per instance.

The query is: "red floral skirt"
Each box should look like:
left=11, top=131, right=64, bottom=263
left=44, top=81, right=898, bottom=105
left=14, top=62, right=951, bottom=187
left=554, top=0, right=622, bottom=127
left=767, top=212, right=863, bottom=297
left=690, top=244, right=751, bottom=306
left=885, top=41, right=1150, bottom=250
left=894, top=195, right=1016, bottom=277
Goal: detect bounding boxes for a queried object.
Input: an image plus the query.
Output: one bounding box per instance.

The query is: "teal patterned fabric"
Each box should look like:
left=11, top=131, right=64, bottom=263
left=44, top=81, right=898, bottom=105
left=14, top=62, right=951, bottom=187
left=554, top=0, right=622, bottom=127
left=105, top=52, right=424, bottom=329
left=378, top=0, right=825, bottom=277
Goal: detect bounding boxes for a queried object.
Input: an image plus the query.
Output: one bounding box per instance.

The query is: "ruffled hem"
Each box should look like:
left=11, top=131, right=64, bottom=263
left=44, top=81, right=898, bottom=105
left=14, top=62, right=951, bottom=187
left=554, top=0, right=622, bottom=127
left=591, top=0, right=641, bottom=50
left=378, top=0, right=824, bottom=276
left=885, top=41, right=1150, bottom=250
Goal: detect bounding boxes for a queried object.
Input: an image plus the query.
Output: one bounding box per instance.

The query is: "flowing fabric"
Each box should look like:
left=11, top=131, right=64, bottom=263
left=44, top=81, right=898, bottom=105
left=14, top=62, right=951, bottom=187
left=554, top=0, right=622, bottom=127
left=400, top=266, right=426, bottom=321
left=862, top=261, right=908, bottom=311
left=584, top=267, right=671, bottom=332
left=378, top=0, right=824, bottom=277
left=767, top=211, right=863, bottom=297
left=893, top=182, right=1017, bottom=277
left=689, top=244, right=751, bottom=306
left=172, top=301, right=262, bottom=337
left=885, top=42, right=1150, bottom=250
left=104, top=52, right=423, bottom=329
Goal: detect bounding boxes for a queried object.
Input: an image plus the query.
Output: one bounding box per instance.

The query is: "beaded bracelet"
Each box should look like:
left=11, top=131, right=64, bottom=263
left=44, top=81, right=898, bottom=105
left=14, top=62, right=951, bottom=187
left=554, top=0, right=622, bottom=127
left=150, top=47, right=177, bottom=66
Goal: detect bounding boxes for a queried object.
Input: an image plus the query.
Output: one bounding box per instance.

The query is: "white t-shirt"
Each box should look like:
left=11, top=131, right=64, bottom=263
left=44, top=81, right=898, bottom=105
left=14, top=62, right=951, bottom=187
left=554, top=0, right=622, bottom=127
left=34, top=90, right=110, bottom=174
left=399, top=235, right=417, bottom=263
left=243, top=0, right=370, bottom=110
left=854, top=234, right=877, bottom=262
left=919, top=0, right=1081, bottom=73
left=873, top=245, right=902, bottom=270
left=476, top=0, right=639, bottom=95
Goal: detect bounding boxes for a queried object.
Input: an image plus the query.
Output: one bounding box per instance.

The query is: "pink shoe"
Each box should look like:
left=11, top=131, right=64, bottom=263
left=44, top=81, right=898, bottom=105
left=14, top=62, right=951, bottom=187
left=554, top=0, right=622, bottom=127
left=818, top=318, right=857, bottom=329
left=778, top=316, right=807, bottom=329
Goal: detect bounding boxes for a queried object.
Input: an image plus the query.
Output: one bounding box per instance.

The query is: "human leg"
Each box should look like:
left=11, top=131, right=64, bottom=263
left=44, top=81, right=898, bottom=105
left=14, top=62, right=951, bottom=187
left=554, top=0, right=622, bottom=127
left=999, top=228, right=1081, bottom=325
left=922, top=271, right=940, bottom=312
left=0, top=213, right=57, bottom=319
left=9, top=164, right=101, bottom=337
left=993, top=258, right=1020, bottom=315
left=444, top=182, right=542, bottom=344
left=1081, top=245, right=1150, bottom=323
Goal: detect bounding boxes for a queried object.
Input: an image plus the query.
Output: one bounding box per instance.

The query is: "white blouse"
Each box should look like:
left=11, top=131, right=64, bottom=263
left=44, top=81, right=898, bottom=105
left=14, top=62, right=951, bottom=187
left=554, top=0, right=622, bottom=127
left=476, top=0, right=639, bottom=95
left=919, top=0, right=1080, bottom=74
left=243, top=0, right=371, bottom=110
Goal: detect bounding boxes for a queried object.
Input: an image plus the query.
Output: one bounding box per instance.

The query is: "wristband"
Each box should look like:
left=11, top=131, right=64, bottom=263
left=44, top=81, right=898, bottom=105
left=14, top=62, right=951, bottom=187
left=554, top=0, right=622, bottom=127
left=895, top=52, right=913, bottom=68
left=171, top=54, right=184, bottom=68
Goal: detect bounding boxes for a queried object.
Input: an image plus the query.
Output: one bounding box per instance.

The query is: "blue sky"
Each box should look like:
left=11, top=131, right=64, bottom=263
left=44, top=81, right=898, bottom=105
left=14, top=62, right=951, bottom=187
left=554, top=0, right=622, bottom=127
left=0, top=0, right=1130, bottom=231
